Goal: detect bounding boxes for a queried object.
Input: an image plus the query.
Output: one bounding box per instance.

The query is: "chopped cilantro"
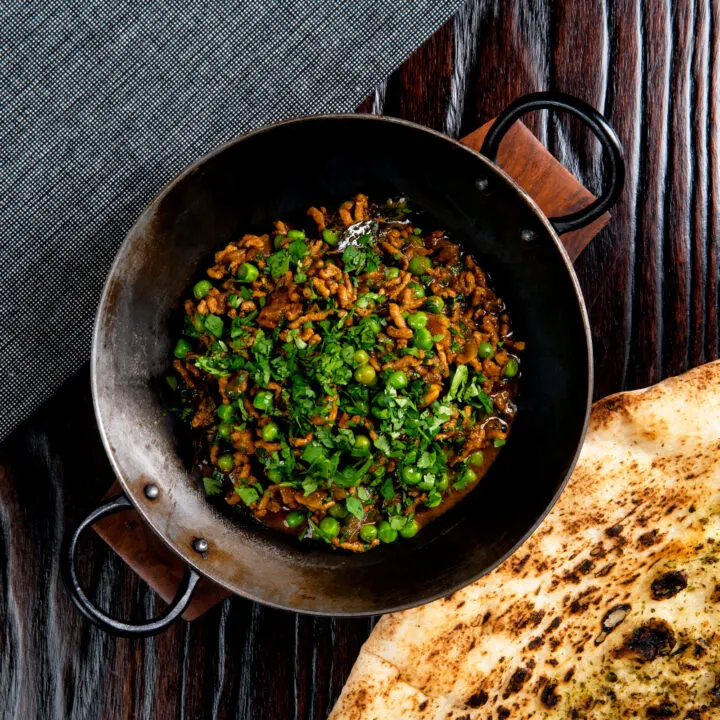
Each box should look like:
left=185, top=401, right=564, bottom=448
left=236, top=486, right=259, bottom=506
left=342, top=234, right=381, bottom=275
left=203, top=475, right=223, bottom=495
left=446, top=365, right=468, bottom=401
left=267, top=250, right=290, bottom=278
left=345, top=496, right=364, bottom=520
left=203, top=314, right=224, bottom=337
left=389, top=515, right=408, bottom=531
left=288, top=238, right=309, bottom=265
left=194, top=353, right=233, bottom=377
left=380, top=476, right=395, bottom=501
left=463, top=376, right=494, bottom=414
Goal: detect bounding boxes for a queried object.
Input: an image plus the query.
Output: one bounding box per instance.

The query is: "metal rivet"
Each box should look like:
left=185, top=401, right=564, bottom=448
left=144, top=484, right=159, bottom=499
left=475, top=178, right=490, bottom=193
left=193, top=538, right=209, bottom=554
left=521, top=229, right=535, bottom=243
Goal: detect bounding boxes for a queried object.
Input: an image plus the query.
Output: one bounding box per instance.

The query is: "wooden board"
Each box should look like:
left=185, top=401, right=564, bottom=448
left=92, top=117, right=610, bottom=620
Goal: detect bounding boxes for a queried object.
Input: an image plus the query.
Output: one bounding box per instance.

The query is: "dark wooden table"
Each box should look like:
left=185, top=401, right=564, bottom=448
left=1, top=2, right=718, bottom=718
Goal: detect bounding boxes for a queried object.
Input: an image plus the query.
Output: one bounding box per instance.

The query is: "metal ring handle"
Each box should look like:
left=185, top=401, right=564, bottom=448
left=480, top=91, right=626, bottom=235
left=61, top=494, right=201, bottom=638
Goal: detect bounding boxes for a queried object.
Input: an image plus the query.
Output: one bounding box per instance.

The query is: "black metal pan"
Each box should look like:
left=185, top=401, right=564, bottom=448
left=62, top=92, right=624, bottom=636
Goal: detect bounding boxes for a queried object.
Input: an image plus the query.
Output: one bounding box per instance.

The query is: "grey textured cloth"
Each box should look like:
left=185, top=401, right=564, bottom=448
left=0, top=0, right=463, bottom=441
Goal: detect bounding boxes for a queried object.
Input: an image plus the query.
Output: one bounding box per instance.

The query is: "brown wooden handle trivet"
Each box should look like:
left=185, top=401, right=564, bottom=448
left=92, top=118, right=611, bottom=621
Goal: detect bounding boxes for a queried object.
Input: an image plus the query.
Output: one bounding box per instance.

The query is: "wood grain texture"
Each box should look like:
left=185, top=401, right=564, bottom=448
left=1, top=2, right=719, bottom=718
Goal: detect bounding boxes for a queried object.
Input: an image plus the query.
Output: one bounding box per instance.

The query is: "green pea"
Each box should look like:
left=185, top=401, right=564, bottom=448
left=261, top=422, right=279, bottom=442
left=217, top=421, right=232, bottom=440
left=193, top=279, right=213, bottom=299
left=227, top=294, right=242, bottom=309
left=504, top=357, right=519, bottom=378
left=408, top=282, right=426, bottom=299
left=217, top=454, right=234, bottom=473
left=378, top=521, right=398, bottom=544
left=418, top=476, right=435, bottom=492
left=253, top=391, right=273, bottom=411
left=354, top=435, right=371, bottom=451
left=328, top=503, right=348, bottom=519
left=407, top=312, right=428, bottom=330
left=409, top=256, right=431, bottom=276
left=385, top=267, right=400, bottom=280
left=266, top=469, right=283, bottom=483
left=459, top=467, right=477, bottom=485
left=478, top=341, right=494, bottom=359
left=469, top=450, right=485, bottom=466
left=399, top=519, right=419, bottom=538
left=353, top=349, right=370, bottom=366
left=273, top=234, right=285, bottom=249
left=319, top=516, right=341, bottom=539
left=287, top=229, right=306, bottom=241
left=387, top=370, right=408, bottom=390
left=237, top=263, right=259, bottom=283
left=322, top=228, right=338, bottom=246
left=217, top=404, right=234, bottom=421
left=402, top=467, right=422, bottom=485
left=285, top=510, right=305, bottom=528
left=425, top=296, right=444, bottom=314
left=435, top=473, right=449, bottom=492
left=173, top=338, right=192, bottom=359
left=359, top=524, right=378, bottom=542
left=354, top=364, right=376, bottom=385
left=192, top=314, right=206, bottom=333
left=413, top=327, right=434, bottom=351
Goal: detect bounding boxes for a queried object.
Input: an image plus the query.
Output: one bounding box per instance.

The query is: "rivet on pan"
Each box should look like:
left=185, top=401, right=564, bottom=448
left=521, top=229, right=535, bottom=243
left=144, top=484, right=160, bottom=499
left=193, top=538, right=209, bottom=554
left=475, top=178, right=490, bottom=193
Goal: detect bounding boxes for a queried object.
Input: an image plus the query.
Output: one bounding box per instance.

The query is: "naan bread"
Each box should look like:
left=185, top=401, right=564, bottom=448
left=330, top=361, right=720, bottom=719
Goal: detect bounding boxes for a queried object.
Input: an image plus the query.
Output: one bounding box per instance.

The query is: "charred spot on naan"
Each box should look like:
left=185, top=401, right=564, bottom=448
left=651, top=570, right=688, bottom=599
left=464, top=689, right=488, bottom=707
left=502, top=666, right=532, bottom=697
left=645, top=699, right=680, bottom=718
left=615, top=619, right=677, bottom=663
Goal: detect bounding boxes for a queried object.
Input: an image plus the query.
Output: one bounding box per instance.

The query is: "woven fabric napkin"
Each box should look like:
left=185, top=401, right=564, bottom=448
left=0, top=0, right=463, bottom=441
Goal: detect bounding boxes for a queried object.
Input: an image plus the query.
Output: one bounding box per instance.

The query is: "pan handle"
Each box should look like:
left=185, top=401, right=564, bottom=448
left=61, top=494, right=201, bottom=638
left=480, top=91, right=625, bottom=235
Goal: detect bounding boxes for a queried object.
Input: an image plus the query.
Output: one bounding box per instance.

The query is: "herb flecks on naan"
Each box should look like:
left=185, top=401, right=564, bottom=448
left=330, top=360, right=720, bottom=719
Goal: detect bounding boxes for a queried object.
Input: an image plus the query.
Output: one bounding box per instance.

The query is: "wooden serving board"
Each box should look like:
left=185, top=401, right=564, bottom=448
left=93, top=118, right=611, bottom=621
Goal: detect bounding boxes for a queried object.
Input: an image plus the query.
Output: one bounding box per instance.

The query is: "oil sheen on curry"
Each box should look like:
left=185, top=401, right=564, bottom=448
left=167, top=195, right=522, bottom=552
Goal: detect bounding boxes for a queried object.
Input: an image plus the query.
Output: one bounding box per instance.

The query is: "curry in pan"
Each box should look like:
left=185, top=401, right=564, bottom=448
left=167, top=195, right=522, bottom=551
